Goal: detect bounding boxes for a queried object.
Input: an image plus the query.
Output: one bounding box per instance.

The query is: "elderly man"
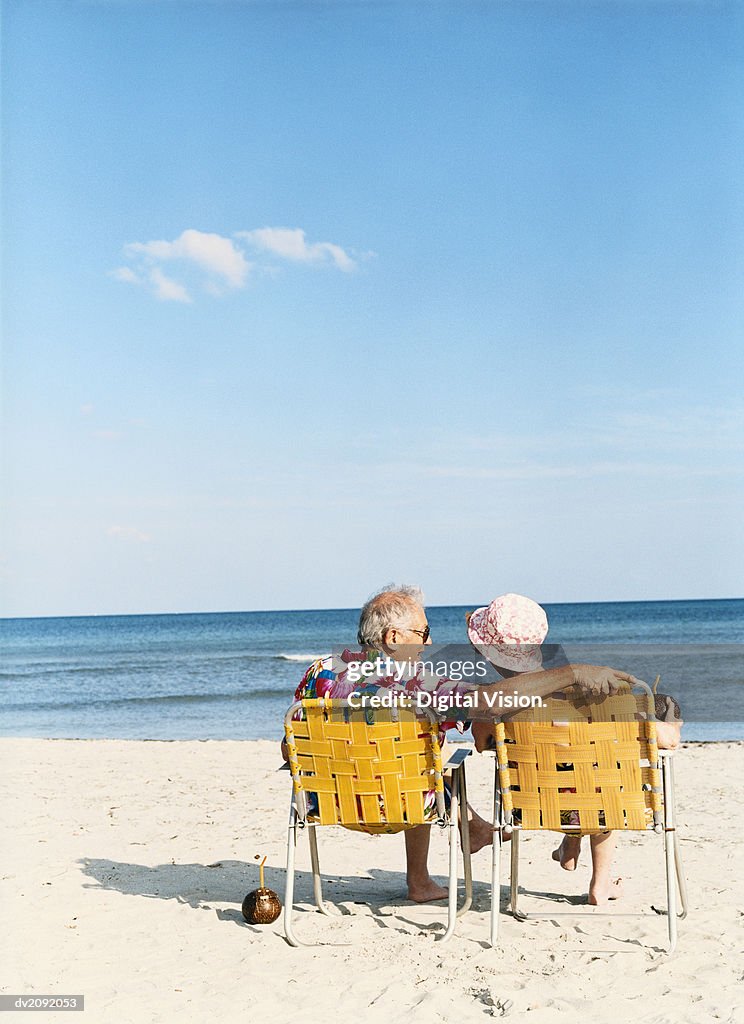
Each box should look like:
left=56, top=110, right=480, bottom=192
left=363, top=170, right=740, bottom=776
left=289, top=584, right=641, bottom=903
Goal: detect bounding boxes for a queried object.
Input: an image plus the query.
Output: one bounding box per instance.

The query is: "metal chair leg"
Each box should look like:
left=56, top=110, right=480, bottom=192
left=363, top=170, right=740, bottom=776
left=664, top=827, right=678, bottom=953
left=490, top=782, right=501, bottom=946
left=457, top=764, right=473, bottom=917
left=674, top=831, right=688, bottom=920
left=662, top=755, right=679, bottom=953
left=664, top=757, right=688, bottom=921
left=510, top=830, right=524, bottom=920
left=440, top=771, right=459, bottom=942
left=283, top=800, right=304, bottom=947
left=307, top=823, right=333, bottom=916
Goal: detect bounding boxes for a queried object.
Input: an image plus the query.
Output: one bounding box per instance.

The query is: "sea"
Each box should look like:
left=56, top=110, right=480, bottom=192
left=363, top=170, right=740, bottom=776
left=1, top=599, right=743, bottom=742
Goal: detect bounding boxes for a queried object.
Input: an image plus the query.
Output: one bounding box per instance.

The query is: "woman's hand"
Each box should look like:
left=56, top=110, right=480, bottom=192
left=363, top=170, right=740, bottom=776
left=570, top=664, right=643, bottom=697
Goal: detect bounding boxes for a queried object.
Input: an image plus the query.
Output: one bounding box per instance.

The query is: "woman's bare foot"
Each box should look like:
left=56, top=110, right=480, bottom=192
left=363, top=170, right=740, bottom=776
left=467, top=813, right=496, bottom=854
left=463, top=816, right=514, bottom=854
left=407, top=877, right=448, bottom=902
left=588, top=876, right=624, bottom=905
left=552, top=835, right=582, bottom=870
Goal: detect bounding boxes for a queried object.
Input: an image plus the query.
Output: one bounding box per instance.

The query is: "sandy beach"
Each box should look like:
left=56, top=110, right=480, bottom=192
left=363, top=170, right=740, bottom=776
left=1, top=738, right=742, bottom=1024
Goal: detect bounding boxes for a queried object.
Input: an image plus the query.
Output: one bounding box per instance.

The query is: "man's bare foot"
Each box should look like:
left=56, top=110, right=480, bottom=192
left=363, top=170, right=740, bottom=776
left=552, top=835, right=582, bottom=870
left=588, top=876, right=624, bottom=905
left=407, top=878, right=448, bottom=903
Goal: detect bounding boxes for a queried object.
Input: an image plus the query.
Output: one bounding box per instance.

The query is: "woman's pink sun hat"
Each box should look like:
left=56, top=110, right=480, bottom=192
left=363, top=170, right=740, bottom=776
left=467, top=593, right=548, bottom=672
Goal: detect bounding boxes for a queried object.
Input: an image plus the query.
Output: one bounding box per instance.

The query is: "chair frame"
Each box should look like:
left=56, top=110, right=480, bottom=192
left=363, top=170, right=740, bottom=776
left=489, top=684, right=688, bottom=952
left=283, top=697, right=472, bottom=946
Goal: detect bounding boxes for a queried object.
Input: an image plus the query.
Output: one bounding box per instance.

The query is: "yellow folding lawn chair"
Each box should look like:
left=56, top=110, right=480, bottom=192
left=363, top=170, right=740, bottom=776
left=490, top=683, right=687, bottom=951
left=283, top=697, right=472, bottom=946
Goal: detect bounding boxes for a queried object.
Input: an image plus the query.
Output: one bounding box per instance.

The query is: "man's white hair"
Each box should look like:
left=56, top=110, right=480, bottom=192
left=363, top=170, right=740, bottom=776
left=357, top=584, right=425, bottom=647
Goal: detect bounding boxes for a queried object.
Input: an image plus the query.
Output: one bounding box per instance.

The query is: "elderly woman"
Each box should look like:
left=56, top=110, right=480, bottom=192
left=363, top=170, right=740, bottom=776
left=467, top=593, right=682, bottom=905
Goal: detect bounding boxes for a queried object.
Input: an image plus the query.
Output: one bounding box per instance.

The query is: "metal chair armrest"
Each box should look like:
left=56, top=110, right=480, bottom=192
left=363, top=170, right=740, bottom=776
left=443, top=747, right=472, bottom=771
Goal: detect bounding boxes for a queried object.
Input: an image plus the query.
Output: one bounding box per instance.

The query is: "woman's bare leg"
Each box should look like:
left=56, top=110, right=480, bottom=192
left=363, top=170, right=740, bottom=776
left=588, top=831, right=624, bottom=905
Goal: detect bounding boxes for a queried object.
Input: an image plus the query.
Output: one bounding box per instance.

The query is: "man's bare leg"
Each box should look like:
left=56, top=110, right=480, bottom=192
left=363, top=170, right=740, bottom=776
left=404, top=825, right=447, bottom=902
left=588, top=831, right=624, bottom=905
left=552, top=834, right=582, bottom=870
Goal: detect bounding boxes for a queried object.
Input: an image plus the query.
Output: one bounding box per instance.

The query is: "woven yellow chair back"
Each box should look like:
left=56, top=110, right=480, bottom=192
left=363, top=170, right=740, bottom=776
left=494, top=689, right=663, bottom=833
left=284, top=698, right=446, bottom=834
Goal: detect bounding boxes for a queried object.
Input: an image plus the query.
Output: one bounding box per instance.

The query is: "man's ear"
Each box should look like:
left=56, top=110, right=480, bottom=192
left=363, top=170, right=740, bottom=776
left=382, top=627, right=396, bottom=647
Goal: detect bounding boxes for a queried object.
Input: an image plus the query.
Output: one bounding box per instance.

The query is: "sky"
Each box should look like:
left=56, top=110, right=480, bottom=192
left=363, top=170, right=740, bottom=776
left=1, top=0, right=743, bottom=617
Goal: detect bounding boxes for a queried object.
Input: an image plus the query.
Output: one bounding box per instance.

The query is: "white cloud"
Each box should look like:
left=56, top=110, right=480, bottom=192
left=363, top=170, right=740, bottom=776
left=126, top=229, right=251, bottom=289
left=149, top=267, right=192, bottom=304
left=112, top=224, right=361, bottom=302
left=107, top=525, right=152, bottom=543
left=110, top=266, right=140, bottom=284
left=239, top=227, right=357, bottom=271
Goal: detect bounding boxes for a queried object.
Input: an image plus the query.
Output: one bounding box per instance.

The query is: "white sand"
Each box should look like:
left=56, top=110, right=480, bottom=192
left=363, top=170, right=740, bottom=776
left=1, top=738, right=742, bottom=1024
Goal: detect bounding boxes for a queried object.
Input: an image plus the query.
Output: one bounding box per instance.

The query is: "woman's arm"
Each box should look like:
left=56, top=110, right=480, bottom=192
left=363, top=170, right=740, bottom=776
left=464, top=662, right=642, bottom=722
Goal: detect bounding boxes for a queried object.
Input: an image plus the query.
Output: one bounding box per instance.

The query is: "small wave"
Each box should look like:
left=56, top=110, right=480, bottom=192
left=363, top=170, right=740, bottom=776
left=2, top=652, right=326, bottom=679
left=6, top=687, right=295, bottom=713
left=275, top=653, right=324, bottom=662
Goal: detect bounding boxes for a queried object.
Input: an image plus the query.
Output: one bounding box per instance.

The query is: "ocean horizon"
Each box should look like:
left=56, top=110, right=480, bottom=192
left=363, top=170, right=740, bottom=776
left=4, top=594, right=742, bottom=622
left=2, top=598, right=743, bottom=742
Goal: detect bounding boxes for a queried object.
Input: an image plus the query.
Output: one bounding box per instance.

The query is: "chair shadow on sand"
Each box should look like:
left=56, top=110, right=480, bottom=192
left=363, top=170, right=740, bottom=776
left=77, top=857, right=519, bottom=936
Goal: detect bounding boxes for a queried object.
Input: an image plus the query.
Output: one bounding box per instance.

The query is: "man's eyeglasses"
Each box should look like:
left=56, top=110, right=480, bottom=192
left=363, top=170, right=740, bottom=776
left=405, top=625, right=430, bottom=643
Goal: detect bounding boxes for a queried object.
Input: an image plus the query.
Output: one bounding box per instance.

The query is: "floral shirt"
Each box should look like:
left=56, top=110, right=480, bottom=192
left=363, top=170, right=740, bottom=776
left=292, top=648, right=476, bottom=737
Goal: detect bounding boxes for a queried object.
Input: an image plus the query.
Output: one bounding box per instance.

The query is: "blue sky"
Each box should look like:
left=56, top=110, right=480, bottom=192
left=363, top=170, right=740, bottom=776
left=2, top=0, right=743, bottom=617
